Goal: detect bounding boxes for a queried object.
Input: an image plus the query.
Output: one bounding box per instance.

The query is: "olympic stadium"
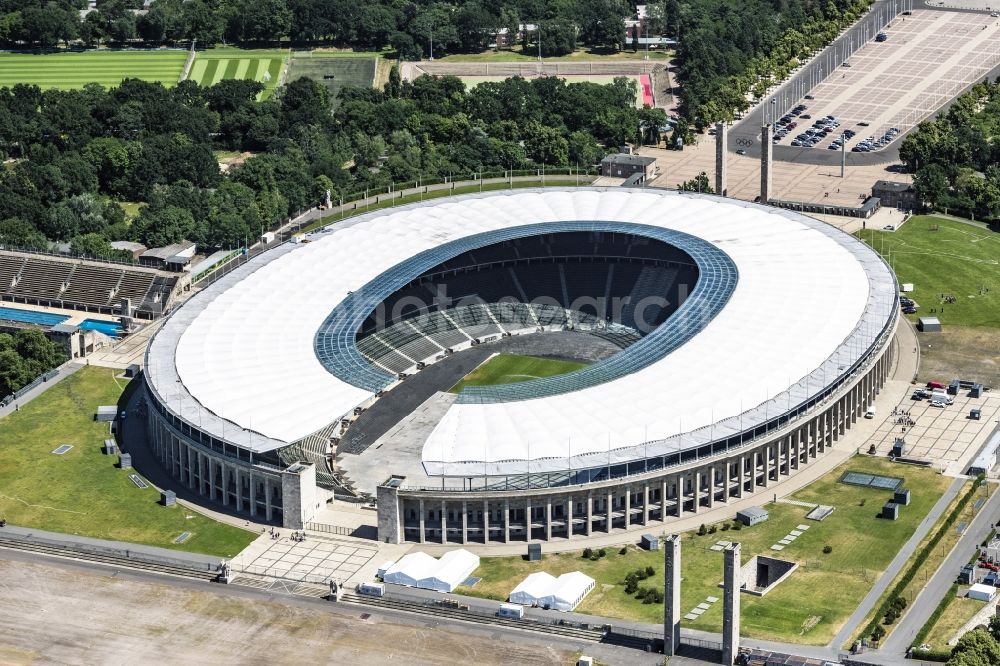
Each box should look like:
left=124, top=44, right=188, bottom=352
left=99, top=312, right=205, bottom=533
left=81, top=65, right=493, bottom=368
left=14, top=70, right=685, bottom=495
left=143, top=188, right=898, bottom=543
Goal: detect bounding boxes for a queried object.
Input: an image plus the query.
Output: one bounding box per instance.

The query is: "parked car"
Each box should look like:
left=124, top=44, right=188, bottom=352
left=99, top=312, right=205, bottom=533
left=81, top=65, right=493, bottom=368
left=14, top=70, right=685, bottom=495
left=858, top=121, right=870, bottom=127
left=736, top=148, right=747, bottom=155
left=927, top=381, right=946, bottom=390
left=875, top=32, right=887, bottom=42
left=902, top=306, right=918, bottom=314
left=883, top=224, right=896, bottom=231
left=929, top=400, right=945, bottom=408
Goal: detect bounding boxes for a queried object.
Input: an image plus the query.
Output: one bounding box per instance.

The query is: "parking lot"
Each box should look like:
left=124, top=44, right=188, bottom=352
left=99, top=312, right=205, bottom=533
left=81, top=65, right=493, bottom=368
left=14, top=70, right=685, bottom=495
left=867, top=386, right=1000, bottom=476
left=772, top=9, right=1000, bottom=153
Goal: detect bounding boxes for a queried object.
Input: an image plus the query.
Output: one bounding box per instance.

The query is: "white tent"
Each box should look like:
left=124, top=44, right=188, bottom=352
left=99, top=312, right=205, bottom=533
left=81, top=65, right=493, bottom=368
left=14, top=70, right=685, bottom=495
left=509, top=571, right=596, bottom=611
left=382, top=549, right=480, bottom=593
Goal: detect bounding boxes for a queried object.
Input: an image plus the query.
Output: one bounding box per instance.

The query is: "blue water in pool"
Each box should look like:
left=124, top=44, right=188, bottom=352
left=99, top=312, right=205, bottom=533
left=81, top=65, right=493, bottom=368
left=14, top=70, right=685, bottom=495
left=0, top=306, right=69, bottom=327
left=79, top=319, right=122, bottom=337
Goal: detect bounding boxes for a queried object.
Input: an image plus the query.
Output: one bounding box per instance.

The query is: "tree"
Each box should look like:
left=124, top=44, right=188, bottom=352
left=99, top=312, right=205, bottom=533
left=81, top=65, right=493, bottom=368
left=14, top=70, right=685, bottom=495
left=567, top=130, right=604, bottom=168
left=913, top=163, right=950, bottom=210
left=948, top=629, right=1000, bottom=666
left=0, top=217, right=47, bottom=250
left=524, top=123, right=569, bottom=166
left=677, top=172, right=714, bottom=193
left=384, top=65, right=402, bottom=99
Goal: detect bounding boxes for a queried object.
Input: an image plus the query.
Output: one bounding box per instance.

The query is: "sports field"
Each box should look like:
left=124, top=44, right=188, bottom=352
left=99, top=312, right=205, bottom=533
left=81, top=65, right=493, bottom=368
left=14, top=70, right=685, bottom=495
left=461, top=455, right=951, bottom=644
left=0, top=366, right=255, bottom=557
left=449, top=353, right=587, bottom=393
left=459, top=73, right=651, bottom=107
left=858, top=216, right=1000, bottom=328
left=288, top=54, right=377, bottom=108
left=0, top=51, right=187, bottom=90
left=188, top=49, right=287, bottom=99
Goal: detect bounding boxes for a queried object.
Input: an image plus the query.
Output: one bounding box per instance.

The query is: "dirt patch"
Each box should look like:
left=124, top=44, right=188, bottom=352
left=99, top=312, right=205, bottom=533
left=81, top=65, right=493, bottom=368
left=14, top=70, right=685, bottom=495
left=918, top=326, right=1000, bottom=388
left=0, top=559, right=574, bottom=666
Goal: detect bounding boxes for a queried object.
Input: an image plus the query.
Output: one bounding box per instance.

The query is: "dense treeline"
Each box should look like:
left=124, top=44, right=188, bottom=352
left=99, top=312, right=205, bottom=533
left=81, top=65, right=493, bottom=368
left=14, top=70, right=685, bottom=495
left=0, top=0, right=634, bottom=55
left=0, top=71, right=665, bottom=256
left=660, top=0, right=869, bottom=127
left=900, top=79, right=1000, bottom=221
left=0, top=329, right=67, bottom=398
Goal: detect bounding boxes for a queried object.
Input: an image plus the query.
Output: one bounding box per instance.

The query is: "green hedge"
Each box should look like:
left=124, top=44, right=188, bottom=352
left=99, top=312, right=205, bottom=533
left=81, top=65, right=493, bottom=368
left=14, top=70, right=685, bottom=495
left=912, top=583, right=959, bottom=647
left=909, top=647, right=953, bottom=662
left=856, top=476, right=984, bottom=648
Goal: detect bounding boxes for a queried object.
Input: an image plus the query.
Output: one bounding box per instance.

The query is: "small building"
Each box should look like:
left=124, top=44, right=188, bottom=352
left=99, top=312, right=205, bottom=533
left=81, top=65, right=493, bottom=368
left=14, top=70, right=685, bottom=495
left=161, top=490, right=176, bottom=506
left=891, top=437, right=907, bottom=458
left=110, top=241, right=147, bottom=260
left=881, top=501, right=899, bottom=520
left=736, top=506, right=769, bottom=527
left=959, top=564, right=977, bottom=584
left=47, top=323, right=98, bottom=359
left=139, top=241, right=195, bottom=270
left=967, top=433, right=999, bottom=476
left=968, top=583, right=996, bottom=602
left=527, top=543, right=541, bottom=561
left=971, top=408, right=982, bottom=421
left=95, top=405, right=117, bottom=422
left=970, top=384, right=984, bottom=399
left=600, top=154, right=656, bottom=182
left=102, top=438, right=117, bottom=455
left=119, top=452, right=132, bottom=469
left=872, top=180, right=920, bottom=210
left=641, top=534, right=659, bottom=551
left=893, top=489, right=911, bottom=506
left=917, top=317, right=941, bottom=332
left=509, top=571, right=596, bottom=611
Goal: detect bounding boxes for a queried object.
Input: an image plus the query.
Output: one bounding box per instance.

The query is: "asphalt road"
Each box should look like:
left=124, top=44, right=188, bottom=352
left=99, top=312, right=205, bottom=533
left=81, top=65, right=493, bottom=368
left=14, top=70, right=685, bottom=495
left=884, top=473, right=1000, bottom=654
left=829, top=475, right=967, bottom=650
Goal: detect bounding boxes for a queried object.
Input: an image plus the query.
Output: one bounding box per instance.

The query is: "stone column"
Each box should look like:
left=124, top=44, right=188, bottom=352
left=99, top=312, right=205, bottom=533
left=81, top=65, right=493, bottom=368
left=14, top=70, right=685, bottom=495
left=249, top=473, right=258, bottom=518
left=483, top=500, right=490, bottom=544
left=565, top=497, right=573, bottom=538
left=419, top=498, right=426, bottom=544
left=208, top=457, right=217, bottom=501
left=504, top=499, right=510, bottom=542
left=643, top=484, right=650, bottom=524
left=606, top=492, right=613, bottom=533
left=545, top=499, right=552, bottom=540
left=723, top=543, right=742, bottom=666
left=235, top=468, right=244, bottom=512
left=760, top=123, right=773, bottom=203
left=624, top=488, right=632, bottom=529
left=585, top=494, right=592, bottom=536
left=461, top=500, right=468, bottom=544
left=264, top=480, right=272, bottom=522
left=664, top=534, right=682, bottom=657
left=440, top=500, right=447, bottom=544
left=715, top=121, right=728, bottom=196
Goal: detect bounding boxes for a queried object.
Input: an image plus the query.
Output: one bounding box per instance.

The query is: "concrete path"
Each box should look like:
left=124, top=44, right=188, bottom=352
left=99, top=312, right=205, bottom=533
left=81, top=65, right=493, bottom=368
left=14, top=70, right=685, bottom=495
left=0, top=362, right=83, bottom=420
left=829, top=475, right=967, bottom=649
left=882, top=478, right=1000, bottom=654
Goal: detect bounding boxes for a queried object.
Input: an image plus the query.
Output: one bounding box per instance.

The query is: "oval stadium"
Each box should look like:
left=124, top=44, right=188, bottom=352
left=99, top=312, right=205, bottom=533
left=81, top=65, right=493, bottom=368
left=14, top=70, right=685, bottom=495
left=143, top=188, right=898, bottom=544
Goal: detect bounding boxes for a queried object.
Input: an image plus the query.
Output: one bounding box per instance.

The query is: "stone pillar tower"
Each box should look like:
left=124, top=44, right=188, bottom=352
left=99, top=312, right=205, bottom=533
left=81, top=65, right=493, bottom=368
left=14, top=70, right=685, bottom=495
left=663, top=534, right=682, bottom=656
left=760, top=125, right=773, bottom=204
left=722, top=542, right=742, bottom=666
left=714, top=122, right=728, bottom=197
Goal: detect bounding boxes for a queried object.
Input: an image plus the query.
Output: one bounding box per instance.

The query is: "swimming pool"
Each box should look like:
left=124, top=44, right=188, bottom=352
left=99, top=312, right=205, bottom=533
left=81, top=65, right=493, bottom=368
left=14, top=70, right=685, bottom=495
left=0, top=306, right=69, bottom=327
left=79, top=319, right=122, bottom=338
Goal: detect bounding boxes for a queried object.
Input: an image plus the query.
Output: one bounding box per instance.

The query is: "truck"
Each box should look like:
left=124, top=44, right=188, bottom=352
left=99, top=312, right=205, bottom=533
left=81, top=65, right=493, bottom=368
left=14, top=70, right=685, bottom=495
left=498, top=603, right=525, bottom=619
left=357, top=582, right=385, bottom=597
left=931, top=390, right=953, bottom=405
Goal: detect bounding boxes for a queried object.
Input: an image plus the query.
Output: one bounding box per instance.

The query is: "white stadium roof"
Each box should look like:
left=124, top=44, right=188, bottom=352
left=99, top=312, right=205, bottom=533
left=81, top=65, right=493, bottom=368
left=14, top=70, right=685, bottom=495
left=145, top=188, right=896, bottom=477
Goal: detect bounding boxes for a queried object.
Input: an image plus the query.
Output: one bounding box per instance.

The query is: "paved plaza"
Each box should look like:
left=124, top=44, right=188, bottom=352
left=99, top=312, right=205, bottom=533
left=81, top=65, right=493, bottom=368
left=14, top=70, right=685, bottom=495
left=640, top=142, right=910, bottom=208
left=775, top=9, right=1000, bottom=152
left=234, top=532, right=380, bottom=583
left=867, top=389, right=1000, bottom=476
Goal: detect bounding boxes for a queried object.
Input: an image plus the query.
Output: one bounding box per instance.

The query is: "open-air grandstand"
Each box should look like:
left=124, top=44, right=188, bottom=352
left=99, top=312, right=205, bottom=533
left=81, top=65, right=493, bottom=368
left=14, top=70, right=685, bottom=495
left=352, top=231, right=693, bottom=375
left=0, top=250, right=181, bottom=319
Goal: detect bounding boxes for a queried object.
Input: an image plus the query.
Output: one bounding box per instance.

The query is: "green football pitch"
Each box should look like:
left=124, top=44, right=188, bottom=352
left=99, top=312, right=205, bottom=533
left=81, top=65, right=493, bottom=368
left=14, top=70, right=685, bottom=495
left=288, top=54, right=377, bottom=108
left=187, top=49, right=288, bottom=99
left=0, top=51, right=187, bottom=90
left=449, top=353, right=588, bottom=393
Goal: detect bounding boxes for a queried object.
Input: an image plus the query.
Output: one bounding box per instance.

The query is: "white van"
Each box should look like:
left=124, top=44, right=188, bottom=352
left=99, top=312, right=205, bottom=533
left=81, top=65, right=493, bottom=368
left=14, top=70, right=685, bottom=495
left=865, top=406, right=876, bottom=419
left=498, top=603, right=525, bottom=619
left=357, top=582, right=385, bottom=597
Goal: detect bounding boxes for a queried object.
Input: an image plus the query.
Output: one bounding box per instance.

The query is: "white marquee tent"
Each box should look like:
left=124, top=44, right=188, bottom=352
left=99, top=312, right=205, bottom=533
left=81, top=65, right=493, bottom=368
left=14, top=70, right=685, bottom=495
left=382, top=549, right=480, bottom=593
left=509, top=571, right=596, bottom=611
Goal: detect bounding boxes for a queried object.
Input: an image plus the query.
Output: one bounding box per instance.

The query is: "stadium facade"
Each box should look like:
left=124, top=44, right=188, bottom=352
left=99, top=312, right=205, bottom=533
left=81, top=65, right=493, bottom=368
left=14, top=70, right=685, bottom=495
left=143, top=189, right=897, bottom=540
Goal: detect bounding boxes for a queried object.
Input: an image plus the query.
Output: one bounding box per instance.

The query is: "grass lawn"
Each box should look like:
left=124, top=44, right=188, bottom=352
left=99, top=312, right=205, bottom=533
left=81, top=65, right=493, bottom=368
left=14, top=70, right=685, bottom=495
left=449, top=354, right=587, bottom=393
left=856, top=216, right=1000, bottom=328
left=0, top=50, right=186, bottom=90
left=117, top=201, right=143, bottom=219
left=0, top=366, right=255, bottom=557
left=460, top=456, right=950, bottom=644
left=923, top=594, right=985, bottom=650
left=858, top=215, right=1000, bottom=385
left=188, top=49, right=288, bottom=99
